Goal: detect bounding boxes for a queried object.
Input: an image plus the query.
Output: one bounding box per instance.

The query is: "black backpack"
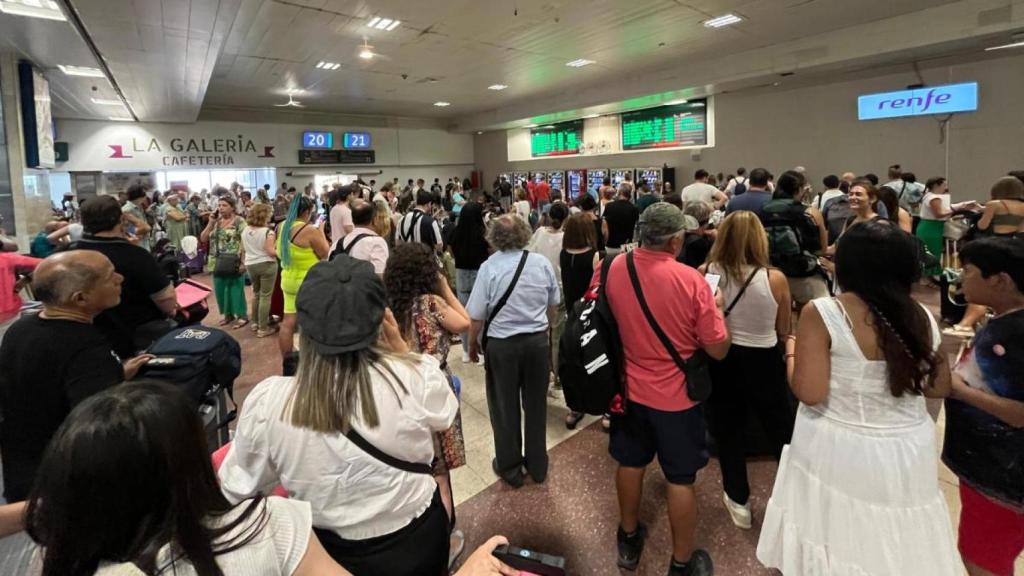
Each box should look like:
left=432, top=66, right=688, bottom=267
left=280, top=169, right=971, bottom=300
left=140, top=326, right=242, bottom=403
left=822, top=195, right=854, bottom=245
left=733, top=177, right=747, bottom=196
left=760, top=199, right=822, bottom=278
left=559, top=255, right=623, bottom=415
left=329, top=233, right=371, bottom=261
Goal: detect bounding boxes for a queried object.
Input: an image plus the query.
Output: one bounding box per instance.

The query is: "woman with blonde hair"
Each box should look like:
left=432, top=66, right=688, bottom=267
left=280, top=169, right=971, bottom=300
left=370, top=198, right=395, bottom=246
left=242, top=203, right=279, bottom=337
left=700, top=211, right=795, bottom=530
left=219, top=256, right=460, bottom=575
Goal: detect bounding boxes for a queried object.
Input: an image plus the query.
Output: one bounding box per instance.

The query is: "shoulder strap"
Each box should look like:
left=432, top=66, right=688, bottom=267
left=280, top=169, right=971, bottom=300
left=898, top=180, right=908, bottom=200
left=402, top=212, right=424, bottom=241
left=485, top=251, right=530, bottom=336
left=342, top=233, right=371, bottom=254
left=724, top=267, right=761, bottom=317
left=625, top=252, right=686, bottom=373
left=289, top=223, right=308, bottom=243
left=345, top=428, right=433, bottom=475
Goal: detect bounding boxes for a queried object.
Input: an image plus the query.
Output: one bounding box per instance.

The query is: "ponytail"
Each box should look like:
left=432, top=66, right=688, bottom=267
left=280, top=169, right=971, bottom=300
left=279, top=195, right=312, bottom=268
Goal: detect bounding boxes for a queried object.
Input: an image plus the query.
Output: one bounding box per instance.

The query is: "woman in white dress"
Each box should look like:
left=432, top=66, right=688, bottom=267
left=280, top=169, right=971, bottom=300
left=757, top=219, right=962, bottom=575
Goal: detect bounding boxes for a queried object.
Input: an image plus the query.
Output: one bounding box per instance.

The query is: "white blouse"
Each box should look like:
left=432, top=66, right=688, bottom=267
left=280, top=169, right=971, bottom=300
left=218, top=354, right=458, bottom=540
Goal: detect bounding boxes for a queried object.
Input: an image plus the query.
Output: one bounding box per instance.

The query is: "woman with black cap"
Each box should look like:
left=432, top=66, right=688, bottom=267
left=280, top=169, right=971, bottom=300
left=218, top=255, right=460, bottom=575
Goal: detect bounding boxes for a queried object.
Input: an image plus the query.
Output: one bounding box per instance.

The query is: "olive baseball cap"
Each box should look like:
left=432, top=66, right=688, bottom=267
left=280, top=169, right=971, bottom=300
left=295, top=255, right=386, bottom=355
left=640, top=202, right=696, bottom=238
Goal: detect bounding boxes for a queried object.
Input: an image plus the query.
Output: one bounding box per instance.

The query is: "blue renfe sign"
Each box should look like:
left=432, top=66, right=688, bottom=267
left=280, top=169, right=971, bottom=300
left=858, top=82, right=978, bottom=120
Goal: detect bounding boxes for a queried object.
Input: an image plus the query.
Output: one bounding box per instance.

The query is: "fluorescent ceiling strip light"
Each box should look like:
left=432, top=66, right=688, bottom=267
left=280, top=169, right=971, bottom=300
left=91, top=97, right=125, bottom=106
left=0, top=0, right=65, bottom=21
left=703, top=13, right=742, bottom=28
left=108, top=116, right=133, bottom=121
left=665, top=98, right=688, bottom=105
left=385, top=20, right=400, bottom=31
left=488, top=84, right=508, bottom=90
left=565, top=59, right=595, bottom=67
left=583, top=114, right=599, bottom=118
left=58, top=64, right=105, bottom=77
left=367, top=17, right=381, bottom=27
left=376, top=18, right=392, bottom=29
left=433, top=101, right=450, bottom=107
left=986, top=40, right=1024, bottom=51
left=368, top=16, right=400, bottom=30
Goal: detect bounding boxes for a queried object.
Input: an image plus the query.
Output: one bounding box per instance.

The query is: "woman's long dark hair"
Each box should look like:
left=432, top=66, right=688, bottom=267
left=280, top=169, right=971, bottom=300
left=26, top=381, right=267, bottom=576
left=875, top=186, right=900, bottom=224
left=450, top=201, right=489, bottom=268
left=835, top=220, right=941, bottom=396
left=384, top=242, right=441, bottom=339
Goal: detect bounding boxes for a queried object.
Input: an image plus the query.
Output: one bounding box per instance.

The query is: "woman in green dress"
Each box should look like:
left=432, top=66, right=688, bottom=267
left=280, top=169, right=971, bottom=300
left=201, top=195, right=249, bottom=328
left=163, top=195, right=189, bottom=250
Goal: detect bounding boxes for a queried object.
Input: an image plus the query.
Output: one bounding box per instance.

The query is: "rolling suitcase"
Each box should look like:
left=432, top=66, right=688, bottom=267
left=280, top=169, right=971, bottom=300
left=199, top=385, right=233, bottom=452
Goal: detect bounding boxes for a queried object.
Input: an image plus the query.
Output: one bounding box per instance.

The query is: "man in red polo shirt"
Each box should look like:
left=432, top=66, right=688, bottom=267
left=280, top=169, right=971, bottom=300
left=597, top=203, right=730, bottom=576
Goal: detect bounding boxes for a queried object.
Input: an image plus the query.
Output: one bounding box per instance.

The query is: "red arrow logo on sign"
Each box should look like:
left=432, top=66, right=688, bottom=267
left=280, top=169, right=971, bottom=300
left=108, top=144, right=133, bottom=159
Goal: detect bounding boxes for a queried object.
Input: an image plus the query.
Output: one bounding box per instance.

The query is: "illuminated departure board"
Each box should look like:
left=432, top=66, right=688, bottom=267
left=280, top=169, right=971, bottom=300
left=620, top=100, right=708, bottom=150
left=530, top=120, right=583, bottom=158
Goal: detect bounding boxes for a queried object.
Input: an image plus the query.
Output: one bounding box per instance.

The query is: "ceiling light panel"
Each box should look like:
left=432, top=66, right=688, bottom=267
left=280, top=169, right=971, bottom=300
left=703, top=14, right=743, bottom=28
left=986, top=40, right=1024, bottom=51
left=0, top=0, right=65, bottom=21
left=58, top=64, right=105, bottom=77
left=488, top=84, right=508, bottom=91
left=565, top=59, right=596, bottom=68
left=91, top=98, right=125, bottom=106
left=368, top=16, right=400, bottom=30
left=316, top=61, right=341, bottom=70
left=433, top=101, right=451, bottom=107
left=108, top=116, right=133, bottom=121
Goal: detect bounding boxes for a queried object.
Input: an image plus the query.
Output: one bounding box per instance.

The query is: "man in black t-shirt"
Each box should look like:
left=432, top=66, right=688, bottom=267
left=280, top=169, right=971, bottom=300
left=71, top=195, right=177, bottom=357
left=602, top=185, right=640, bottom=255
left=0, top=251, right=153, bottom=502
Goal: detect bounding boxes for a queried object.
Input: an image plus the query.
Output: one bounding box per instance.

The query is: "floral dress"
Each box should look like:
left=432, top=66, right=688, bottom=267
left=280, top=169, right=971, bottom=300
left=411, top=294, right=466, bottom=474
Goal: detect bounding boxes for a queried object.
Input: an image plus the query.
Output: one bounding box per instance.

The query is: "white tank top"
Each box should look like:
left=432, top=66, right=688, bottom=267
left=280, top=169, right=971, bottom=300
left=709, top=263, right=778, bottom=348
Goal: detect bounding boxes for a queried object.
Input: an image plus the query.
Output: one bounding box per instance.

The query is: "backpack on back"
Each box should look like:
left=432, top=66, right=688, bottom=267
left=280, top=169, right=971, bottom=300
left=822, top=195, right=854, bottom=245
left=898, top=181, right=925, bottom=212
left=559, top=255, right=623, bottom=415
left=761, top=199, right=822, bottom=278
left=733, top=177, right=747, bottom=196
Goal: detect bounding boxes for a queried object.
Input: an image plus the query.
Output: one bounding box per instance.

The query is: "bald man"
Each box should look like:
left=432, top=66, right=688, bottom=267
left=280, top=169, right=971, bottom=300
left=0, top=251, right=153, bottom=502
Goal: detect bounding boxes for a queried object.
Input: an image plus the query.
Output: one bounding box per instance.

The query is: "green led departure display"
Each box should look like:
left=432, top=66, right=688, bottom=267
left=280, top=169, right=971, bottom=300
left=621, top=100, right=708, bottom=150
left=531, top=120, right=583, bottom=157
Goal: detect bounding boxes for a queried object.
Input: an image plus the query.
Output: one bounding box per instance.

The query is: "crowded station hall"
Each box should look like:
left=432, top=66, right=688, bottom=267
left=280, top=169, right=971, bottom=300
left=1, top=0, right=1023, bottom=575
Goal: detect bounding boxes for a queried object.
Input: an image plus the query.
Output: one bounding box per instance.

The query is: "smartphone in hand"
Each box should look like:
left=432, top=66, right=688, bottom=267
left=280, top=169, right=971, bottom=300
left=704, top=273, right=721, bottom=294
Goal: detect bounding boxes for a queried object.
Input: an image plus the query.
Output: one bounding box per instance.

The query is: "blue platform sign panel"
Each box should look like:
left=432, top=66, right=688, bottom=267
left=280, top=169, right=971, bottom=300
left=858, top=82, right=978, bottom=120
left=343, top=132, right=372, bottom=149
left=302, top=131, right=333, bottom=149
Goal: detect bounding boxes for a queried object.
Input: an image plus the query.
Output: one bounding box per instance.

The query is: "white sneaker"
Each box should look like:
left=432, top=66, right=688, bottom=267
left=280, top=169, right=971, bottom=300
left=462, top=352, right=472, bottom=363
left=723, top=492, right=752, bottom=529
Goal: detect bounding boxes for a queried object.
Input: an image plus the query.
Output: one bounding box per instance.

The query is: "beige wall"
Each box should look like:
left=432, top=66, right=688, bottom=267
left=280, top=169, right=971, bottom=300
left=473, top=53, right=1024, bottom=201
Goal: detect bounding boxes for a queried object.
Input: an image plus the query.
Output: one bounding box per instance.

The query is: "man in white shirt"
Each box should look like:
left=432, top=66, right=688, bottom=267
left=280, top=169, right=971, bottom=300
left=333, top=200, right=389, bottom=276
left=813, top=174, right=845, bottom=210
left=681, top=169, right=728, bottom=209
left=724, top=168, right=748, bottom=197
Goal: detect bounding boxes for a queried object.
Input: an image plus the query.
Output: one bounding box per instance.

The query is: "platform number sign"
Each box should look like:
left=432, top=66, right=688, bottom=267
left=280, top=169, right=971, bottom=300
left=343, top=132, right=372, bottom=149
left=302, top=131, right=333, bottom=149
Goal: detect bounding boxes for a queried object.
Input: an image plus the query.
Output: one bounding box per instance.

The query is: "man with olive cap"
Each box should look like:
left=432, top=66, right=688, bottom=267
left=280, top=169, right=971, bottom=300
left=599, top=202, right=730, bottom=576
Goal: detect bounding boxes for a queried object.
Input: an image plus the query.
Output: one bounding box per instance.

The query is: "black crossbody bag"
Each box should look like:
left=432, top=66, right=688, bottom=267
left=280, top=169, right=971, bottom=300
left=482, top=251, right=530, bottom=350
left=626, top=252, right=713, bottom=402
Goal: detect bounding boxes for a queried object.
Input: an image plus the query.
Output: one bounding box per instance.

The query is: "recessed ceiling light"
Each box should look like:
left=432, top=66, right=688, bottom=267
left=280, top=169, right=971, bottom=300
left=91, top=98, right=125, bottom=106
left=58, top=64, right=105, bottom=78
left=0, top=0, right=65, bottom=21
left=433, top=101, right=451, bottom=107
left=476, top=131, right=483, bottom=135
left=488, top=84, right=508, bottom=91
left=703, top=13, right=743, bottom=28
left=565, top=59, right=596, bottom=68
left=368, top=16, right=401, bottom=31
left=108, top=116, right=133, bottom=122
left=316, top=61, right=341, bottom=70
left=986, top=40, right=1024, bottom=51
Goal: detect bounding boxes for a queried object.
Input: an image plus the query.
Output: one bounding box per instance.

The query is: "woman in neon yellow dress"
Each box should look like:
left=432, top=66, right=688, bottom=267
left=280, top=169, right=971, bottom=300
left=277, top=195, right=330, bottom=374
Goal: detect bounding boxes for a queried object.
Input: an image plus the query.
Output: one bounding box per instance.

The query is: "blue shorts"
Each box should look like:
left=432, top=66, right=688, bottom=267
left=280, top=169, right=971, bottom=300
left=609, top=400, right=709, bottom=485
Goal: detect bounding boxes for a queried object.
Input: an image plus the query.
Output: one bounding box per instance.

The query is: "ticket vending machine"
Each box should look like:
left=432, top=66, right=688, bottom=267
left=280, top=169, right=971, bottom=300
left=566, top=169, right=586, bottom=201
left=611, top=168, right=635, bottom=188
left=547, top=170, right=565, bottom=194
left=587, top=168, right=609, bottom=200
left=637, top=167, right=662, bottom=190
